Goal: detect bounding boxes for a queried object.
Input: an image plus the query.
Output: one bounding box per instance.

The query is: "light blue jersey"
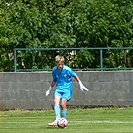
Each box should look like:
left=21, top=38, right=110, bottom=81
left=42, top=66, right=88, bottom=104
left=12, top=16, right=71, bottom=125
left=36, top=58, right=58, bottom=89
left=52, top=65, right=76, bottom=101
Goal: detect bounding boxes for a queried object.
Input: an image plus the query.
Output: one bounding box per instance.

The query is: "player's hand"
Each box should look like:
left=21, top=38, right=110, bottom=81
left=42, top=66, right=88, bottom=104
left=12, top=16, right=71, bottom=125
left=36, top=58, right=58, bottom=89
left=45, top=86, right=52, bottom=96
left=78, top=81, right=89, bottom=91
left=80, top=85, right=89, bottom=91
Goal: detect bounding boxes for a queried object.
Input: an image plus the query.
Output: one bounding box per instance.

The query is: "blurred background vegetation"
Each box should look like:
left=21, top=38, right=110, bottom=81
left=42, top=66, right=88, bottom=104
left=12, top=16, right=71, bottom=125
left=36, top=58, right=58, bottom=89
left=0, top=0, right=133, bottom=71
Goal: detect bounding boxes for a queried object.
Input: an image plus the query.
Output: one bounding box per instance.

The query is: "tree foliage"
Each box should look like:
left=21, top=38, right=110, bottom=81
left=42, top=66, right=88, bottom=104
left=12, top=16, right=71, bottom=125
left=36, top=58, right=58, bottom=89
left=0, top=0, right=133, bottom=71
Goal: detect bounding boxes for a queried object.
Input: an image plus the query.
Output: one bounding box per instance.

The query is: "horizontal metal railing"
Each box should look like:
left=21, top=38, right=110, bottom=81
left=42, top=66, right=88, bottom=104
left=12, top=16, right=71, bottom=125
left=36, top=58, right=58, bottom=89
left=14, top=47, right=133, bottom=72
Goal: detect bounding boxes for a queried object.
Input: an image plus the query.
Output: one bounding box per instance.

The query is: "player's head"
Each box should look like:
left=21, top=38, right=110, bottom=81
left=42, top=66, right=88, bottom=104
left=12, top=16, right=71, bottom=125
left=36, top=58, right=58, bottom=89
left=55, top=55, right=65, bottom=71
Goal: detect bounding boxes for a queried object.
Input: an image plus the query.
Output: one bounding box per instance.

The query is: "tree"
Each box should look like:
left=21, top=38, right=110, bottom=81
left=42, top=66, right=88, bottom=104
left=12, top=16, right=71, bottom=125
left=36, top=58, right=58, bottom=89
left=0, top=0, right=133, bottom=71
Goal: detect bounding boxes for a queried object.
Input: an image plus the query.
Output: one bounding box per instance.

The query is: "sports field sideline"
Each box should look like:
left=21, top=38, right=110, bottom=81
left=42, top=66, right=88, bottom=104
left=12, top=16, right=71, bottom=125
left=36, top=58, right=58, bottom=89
left=0, top=107, right=133, bottom=133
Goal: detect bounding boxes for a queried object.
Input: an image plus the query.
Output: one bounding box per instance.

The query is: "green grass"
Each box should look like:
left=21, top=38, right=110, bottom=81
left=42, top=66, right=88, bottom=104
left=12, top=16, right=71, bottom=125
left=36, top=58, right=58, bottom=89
left=0, top=107, right=133, bottom=133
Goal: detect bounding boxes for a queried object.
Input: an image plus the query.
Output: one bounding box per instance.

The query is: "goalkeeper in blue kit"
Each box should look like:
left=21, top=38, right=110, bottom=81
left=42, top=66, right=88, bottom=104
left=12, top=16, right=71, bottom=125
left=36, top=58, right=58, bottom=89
left=46, top=55, right=89, bottom=126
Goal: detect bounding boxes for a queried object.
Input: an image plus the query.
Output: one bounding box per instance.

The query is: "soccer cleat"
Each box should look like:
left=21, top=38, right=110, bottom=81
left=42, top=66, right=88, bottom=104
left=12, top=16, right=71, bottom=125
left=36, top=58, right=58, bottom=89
left=48, top=119, right=58, bottom=127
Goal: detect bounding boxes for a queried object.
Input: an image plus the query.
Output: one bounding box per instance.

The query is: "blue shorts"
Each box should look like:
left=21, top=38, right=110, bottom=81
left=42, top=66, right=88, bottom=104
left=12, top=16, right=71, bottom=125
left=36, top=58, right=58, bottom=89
left=54, top=89, right=72, bottom=102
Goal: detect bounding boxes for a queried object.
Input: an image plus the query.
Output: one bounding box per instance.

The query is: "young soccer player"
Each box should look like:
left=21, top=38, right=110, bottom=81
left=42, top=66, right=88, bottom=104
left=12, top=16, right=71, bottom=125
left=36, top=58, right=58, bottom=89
left=46, top=55, right=89, bottom=126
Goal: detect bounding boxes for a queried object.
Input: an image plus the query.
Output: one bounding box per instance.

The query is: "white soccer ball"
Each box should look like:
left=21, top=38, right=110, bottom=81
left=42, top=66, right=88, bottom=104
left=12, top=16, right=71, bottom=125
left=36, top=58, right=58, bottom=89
left=57, top=118, right=68, bottom=128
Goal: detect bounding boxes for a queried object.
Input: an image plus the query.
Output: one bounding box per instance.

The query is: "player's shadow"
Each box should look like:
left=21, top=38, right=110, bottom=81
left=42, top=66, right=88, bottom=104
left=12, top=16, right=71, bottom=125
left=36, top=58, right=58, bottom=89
left=46, top=126, right=66, bottom=129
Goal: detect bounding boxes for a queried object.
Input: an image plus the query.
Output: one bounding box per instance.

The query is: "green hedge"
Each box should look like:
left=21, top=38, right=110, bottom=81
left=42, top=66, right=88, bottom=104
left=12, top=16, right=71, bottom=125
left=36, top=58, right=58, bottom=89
left=0, top=0, right=133, bottom=71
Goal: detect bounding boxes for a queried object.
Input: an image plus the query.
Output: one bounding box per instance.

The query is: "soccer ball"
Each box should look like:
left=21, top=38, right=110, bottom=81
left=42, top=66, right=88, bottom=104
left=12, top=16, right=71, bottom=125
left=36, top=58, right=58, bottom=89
left=57, top=118, right=68, bottom=128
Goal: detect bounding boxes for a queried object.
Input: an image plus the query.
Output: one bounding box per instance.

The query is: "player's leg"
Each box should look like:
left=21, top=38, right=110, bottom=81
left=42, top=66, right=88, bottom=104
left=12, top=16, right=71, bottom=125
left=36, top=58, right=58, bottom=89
left=61, top=98, right=67, bottom=118
left=61, top=89, right=72, bottom=118
left=54, top=96, right=61, bottom=120
left=48, top=92, right=61, bottom=126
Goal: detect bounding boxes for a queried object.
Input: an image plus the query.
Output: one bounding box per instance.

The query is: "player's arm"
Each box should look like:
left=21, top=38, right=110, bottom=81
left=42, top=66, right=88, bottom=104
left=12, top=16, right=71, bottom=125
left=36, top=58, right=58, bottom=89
left=74, top=75, right=80, bottom=82
left=46, top=81, right=56, bottom=96
left=74, top=75, right=89, bottom=91
left=50, top=81, right=56, bottom=87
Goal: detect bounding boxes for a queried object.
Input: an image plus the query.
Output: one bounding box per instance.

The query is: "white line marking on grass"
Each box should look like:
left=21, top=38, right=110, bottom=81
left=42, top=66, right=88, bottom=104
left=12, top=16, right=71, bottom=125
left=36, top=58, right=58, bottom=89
left=70, top=120, right=133, bottom=124
left=0, top=120, right=132, bottom=124
left=0, top=122, right=38, bottom=123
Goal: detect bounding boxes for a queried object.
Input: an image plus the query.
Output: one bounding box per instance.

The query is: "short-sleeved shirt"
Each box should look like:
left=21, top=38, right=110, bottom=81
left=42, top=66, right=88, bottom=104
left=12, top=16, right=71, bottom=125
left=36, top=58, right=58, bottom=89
left=52, top=65, right=76, bottom=92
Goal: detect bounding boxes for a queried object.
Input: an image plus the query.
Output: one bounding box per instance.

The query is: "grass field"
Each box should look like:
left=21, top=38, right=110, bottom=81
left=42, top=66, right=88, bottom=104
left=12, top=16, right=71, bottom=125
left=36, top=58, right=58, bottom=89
left=0, top=107, right=133, bottom=133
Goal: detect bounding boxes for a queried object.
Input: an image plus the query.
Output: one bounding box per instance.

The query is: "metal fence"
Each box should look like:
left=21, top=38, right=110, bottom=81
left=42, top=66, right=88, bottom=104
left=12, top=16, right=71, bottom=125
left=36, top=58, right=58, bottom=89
left=14, top=47, right=133, bottom=72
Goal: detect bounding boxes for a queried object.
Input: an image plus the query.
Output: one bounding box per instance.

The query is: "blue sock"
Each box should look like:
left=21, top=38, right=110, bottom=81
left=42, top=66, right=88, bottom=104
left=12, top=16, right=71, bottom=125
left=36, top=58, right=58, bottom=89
left=62, top=110, right=67, bottom=118
left=54, top=105, right=60, bottom=119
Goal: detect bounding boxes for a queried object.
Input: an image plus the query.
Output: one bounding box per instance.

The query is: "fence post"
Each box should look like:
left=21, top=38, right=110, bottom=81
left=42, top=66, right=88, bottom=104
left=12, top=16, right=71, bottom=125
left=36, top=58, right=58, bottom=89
left=100, top=49, right=103, bottom=71
left=14, top=49, right=16, bottom=72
